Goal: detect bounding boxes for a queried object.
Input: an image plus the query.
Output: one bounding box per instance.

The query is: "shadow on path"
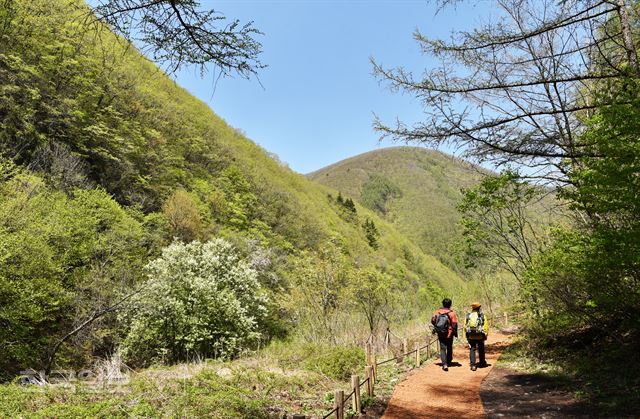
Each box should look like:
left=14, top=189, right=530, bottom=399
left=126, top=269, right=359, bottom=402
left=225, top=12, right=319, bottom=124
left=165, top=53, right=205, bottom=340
left=481, top=367, right=593, bottom=418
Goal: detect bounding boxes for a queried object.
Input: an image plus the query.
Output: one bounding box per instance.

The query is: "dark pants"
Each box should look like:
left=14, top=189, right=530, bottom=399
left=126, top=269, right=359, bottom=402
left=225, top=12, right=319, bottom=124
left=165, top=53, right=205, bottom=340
left=468, top=339, right=486, bottom=366
left=438, top=335, right=454, bottom=366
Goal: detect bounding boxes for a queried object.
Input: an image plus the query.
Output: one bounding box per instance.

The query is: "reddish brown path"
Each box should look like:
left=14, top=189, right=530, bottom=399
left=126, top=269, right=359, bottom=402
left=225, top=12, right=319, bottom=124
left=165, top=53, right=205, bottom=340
left=382, top=332, right=510, bottom=419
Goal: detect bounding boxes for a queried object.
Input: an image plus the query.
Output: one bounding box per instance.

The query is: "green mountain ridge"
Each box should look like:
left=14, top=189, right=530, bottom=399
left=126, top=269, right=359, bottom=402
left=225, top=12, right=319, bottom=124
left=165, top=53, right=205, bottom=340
left=0, top=0, right=465, bottom=378
left=309, top=146, right=487, bottom=269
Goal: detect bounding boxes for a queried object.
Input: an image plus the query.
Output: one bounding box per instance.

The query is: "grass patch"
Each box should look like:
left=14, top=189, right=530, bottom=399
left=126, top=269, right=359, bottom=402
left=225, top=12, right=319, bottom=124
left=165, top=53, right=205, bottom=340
left=261, top=340, right=364, bottom=380
left=0, top=338, right=441, bottom=417
left=0, top=342, right=369, bottom=418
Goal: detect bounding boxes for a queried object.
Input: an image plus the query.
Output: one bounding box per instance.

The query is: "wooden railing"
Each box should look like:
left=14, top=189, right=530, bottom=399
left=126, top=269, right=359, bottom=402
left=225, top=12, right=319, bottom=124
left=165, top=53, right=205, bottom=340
left=294, top=310, right=526, bottom=419
left=292, top=333, right=440, bottom=419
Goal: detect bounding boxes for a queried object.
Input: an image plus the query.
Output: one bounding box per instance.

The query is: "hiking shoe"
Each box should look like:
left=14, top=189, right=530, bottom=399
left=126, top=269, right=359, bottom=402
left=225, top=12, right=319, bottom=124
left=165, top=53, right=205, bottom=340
left=478, top=361, right=488, bottom=368
left=442, top=365, right=448, bottom=371
left=471, top=365, right=477, bottom=371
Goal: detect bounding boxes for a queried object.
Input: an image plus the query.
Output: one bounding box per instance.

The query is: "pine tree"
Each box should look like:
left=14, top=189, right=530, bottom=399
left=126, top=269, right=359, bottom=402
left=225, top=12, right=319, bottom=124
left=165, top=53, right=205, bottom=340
left=363, top=218, right=380, bottom=250
left=344, top=197, right=357, bottom=214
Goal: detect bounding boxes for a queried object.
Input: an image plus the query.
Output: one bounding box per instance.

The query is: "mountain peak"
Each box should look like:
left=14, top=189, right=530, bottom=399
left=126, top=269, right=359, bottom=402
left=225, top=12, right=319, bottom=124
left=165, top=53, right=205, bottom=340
left=309, top=146, right=485, bottom=269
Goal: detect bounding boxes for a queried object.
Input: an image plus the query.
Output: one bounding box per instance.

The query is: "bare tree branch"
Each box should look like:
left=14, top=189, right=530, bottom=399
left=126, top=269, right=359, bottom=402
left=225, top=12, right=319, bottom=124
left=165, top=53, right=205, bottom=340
left=374, top=0, right=639, bottom=181
left=90, top=0, right=265, bottom=78
left=44, top=288, right=142, bottom=377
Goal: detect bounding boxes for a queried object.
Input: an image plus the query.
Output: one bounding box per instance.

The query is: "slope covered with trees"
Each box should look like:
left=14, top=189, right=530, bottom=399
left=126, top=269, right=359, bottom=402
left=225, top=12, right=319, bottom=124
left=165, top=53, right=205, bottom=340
left=309, top=147, right=485, bottom=269
left=0, top=0, right=465, bottom=381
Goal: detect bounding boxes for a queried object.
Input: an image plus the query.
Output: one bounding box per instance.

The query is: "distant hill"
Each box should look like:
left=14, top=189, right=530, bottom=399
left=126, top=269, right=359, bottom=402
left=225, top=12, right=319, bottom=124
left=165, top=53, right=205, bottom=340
left=309, top=147, right=487, bottom=269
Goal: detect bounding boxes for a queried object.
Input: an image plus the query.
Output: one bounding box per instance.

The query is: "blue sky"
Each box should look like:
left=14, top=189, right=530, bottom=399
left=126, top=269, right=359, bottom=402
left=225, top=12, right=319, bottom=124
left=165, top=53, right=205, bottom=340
left=175, top=1, right=484, bottom=174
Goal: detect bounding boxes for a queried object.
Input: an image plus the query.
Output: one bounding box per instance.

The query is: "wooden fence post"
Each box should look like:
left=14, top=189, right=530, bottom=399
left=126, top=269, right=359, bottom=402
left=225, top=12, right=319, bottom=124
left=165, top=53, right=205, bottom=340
left=335, top=390, right=344, bottom=419
left=504, top=312, right=509, bottom=327
left=365, top=342, right=372, bottom=366
left=402, top=338, right=408, bottom=363
left=372, top=352, right=377, bottom=382
left=427, top=336, right=431, bottom=359
left=365, top=365, right=374, bottom=397
left=351, top=374, right=361, bottom=413
left=415, top=343, right=420, bottom=367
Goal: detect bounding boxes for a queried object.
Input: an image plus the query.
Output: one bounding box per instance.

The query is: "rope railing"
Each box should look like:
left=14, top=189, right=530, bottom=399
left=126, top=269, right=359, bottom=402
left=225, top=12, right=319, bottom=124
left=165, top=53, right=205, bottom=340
left=298, top=310, right=527, bottom=418
left=375, top=335, right=438, bottom=367
left=343, top=388, right=355, bottom=407
left=384, top=327, right=405, bottom=342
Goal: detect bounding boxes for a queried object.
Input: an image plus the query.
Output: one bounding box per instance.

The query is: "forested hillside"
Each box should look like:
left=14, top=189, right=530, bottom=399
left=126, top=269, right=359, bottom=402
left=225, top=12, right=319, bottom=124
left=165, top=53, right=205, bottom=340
left=310, top=148, right=559, bottom=272
left=0, top=0, right=464, bottom=381
left=309, top=147, right=484, bottom=269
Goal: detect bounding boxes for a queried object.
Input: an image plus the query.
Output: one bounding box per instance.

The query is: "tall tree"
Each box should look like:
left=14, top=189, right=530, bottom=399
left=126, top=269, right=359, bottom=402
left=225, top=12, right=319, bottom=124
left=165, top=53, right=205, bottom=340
left=373, top=0, right=639, bottom=182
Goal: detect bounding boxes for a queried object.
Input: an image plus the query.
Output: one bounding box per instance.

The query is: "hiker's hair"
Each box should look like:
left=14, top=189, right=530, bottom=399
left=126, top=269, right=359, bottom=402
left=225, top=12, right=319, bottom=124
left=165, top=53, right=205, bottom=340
left=442, top=298, right=452, bottom=308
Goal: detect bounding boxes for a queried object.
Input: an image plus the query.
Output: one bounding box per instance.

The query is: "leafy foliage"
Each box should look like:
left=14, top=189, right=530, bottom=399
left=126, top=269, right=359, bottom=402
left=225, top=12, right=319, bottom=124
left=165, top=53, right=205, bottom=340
left=361, top=174, right=401, bottom=215
left=348, top=268, right=396, bottom=334
left=331, top=192, right=358, bottom=221
left=287, top=242, right=354, bottom=342
left=0, top=162, right=147, bottom=379
left=362, top=218, right=380, bottom=249
left=528, top=78, right=640, bottom=332
left=121, top=239, right=267, bottom=365
left=458, top=170, right=545, bottom=282
left=162, top=189, right=204, bottom=242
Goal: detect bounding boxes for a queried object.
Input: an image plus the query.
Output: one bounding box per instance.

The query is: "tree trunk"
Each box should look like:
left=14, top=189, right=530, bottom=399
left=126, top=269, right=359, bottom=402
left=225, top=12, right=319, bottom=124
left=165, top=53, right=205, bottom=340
left=616, top=0, right=639, bottom=71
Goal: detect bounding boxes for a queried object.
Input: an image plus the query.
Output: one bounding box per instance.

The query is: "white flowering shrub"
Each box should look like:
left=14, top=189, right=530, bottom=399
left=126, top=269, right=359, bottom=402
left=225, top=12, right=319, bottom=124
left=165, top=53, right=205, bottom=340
left=120, top=239, right=267, bottom=365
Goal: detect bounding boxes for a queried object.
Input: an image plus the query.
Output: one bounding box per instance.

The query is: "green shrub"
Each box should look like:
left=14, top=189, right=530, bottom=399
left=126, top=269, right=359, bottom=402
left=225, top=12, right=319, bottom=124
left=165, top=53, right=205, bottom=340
left=0, top=165, right=147, bottom=378
left=120, top=239, right=268, bottom=365
left=303, top=346, right=364, bottom=380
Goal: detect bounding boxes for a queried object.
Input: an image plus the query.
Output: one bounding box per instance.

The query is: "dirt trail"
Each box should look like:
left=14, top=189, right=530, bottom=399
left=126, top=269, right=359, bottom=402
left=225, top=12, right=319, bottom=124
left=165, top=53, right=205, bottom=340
left=382, top=332, right=510, bottom=419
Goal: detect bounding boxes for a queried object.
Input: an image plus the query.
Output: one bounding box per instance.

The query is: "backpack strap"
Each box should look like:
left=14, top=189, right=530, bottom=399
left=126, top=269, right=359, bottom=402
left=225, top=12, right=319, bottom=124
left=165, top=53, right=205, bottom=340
left=476, top=311, right=484, bottom=327
left=438, top=309, right=451, bottom=319
left=444, top=309, right=453, bottom=323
